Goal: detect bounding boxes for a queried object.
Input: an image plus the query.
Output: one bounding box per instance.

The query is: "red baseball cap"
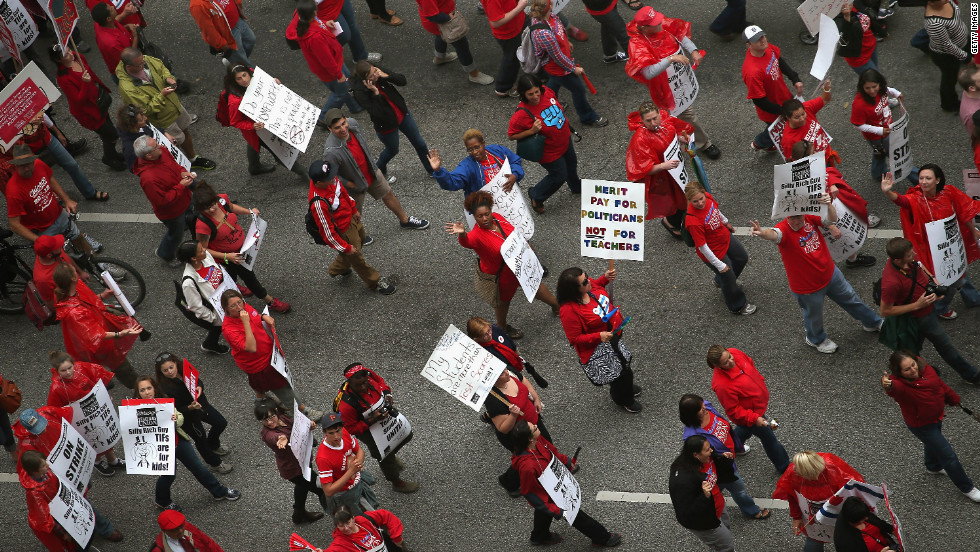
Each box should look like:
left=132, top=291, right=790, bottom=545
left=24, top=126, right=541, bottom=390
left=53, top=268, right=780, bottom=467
left=33, top=234, right=64, bottom=257
left=158, top=510, right=186, bottom=530
left=634, top=7, right=664, bottom=27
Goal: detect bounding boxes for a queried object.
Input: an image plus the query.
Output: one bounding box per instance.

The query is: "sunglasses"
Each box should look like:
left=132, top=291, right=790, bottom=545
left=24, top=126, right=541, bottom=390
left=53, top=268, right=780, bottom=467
left=155, top=353, right=174, bottom=364
left=579, top=273, right=590, bottom=287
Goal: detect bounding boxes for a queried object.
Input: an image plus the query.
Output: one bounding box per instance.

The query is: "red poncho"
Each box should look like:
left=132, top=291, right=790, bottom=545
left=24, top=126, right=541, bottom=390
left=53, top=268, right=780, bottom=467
left=21, top=469, right=74, bottom=552
left=46, top=361, right=115, bottom=408
left=55, top=283, right=139, bottom=369
left=625, top=110, right=694, bottom=218
left=826, top=167, right=869, bottom=224
left=14, top=406, right=73, bottom=476
left=773, top=452, right=864, bottom=522
left=625, top=17, right=692, bottom=110
left=896, top=185, right=980, bottom=277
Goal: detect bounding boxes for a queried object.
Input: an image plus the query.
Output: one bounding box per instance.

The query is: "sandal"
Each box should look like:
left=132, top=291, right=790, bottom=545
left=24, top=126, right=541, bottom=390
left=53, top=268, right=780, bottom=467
left=530, top=199, right=545, bottom=214
left=660, top=218, right=681, bottom=239
left=623, top=0, right=643, bottom=10
left=752, top=508, right=771, bottom=520
left=88, top=190, right=110, bottom=201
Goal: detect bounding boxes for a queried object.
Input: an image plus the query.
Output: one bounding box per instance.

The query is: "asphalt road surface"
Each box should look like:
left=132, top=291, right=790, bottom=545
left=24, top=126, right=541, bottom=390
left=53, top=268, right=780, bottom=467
left=2, top=1, right=978, bottom=551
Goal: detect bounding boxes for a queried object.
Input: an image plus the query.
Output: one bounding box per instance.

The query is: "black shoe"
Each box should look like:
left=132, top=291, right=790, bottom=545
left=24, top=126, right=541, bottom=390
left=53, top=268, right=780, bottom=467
left=845, top=254, right=876, bottom=268
left=94, top=460, right=115, bottom=477
left=248, top=162, right=276, bottom=175
left=530, top=533, right=562, bottom=546
left=102, top=157, right=126, bottom=171
left=622, top=401, right=642, bottom=413
left=376, top=281, right=396, bottom=295
left=596, top=533, right=623, bottom=547
left=541, top=265, right=549, bottom=278
left=191, top=156, right=217, bottom=170
left=362, top=235, right=375, bottom=246
left=201, top=343, right=230, bottom=355
left=632, top=385, right=642, bottom=397
left=700, top=144, right=721, bottom=160
left=66, top=138, right=88, bottom=156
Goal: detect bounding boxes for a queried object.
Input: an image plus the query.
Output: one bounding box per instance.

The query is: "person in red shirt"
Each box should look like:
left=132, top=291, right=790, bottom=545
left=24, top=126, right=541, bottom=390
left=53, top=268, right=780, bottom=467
left=707, top=345, right=788, bottom=473
left=317, top=505, right=407, bottom=552
left=777, top=84, right=837, bottom=164
left=511, top=420, right=621, bottom=547
left=881, top=351, right=980, bottom=501
left=308, top=161, right=396, bottom=295
left=833, top=497, right=900, bottom=552
left=684, top=182, right=755, bottom=315
left=91, top=2, right=139, bottom=79
left=556, top=266, right=642, bottom=412
left=741, top=26, right=803, bottom=152
left=750, top=194, right=882, bottom=354
left=315, top=412, right=380, bottom=516
left=835, top=3, right=879, bottom=75
left=189, top=0, right=256, bottom=69
left=445, top=191, right=559, bottom=338
left=850, top=69, right=917, bottom=184
left=415, top=0, right=494, bottom=84
left=626, top=7, right=719, bottom=159
left=312, top=0, right=382, bottom=62
left=481, top=0, right=528, bottom=97
left=150, top=510, right=225, bottom=552
left=132, top=135, right=194, bottom=265
left=32, top=234, right=95, bottom=317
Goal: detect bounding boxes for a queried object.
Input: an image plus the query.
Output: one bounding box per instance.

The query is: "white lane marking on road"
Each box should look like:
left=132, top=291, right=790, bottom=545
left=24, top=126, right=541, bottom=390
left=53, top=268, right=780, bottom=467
left=596, top=491, right=788, bottom=510
left=732, top=226, right=903, bottom=239
left=0, top=473, right=19, bottom=483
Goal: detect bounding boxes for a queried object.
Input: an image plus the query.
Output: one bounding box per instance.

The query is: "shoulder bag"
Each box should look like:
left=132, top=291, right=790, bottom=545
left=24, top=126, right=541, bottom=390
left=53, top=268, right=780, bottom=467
left=473, top=222, right=508, bottom=307
left=514, top=107, right=546, bottom=163
left=438, top=10, right=469, bottom=43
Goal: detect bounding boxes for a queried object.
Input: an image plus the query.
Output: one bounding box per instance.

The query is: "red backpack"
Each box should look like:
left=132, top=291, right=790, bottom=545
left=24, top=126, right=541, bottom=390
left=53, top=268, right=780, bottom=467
left=216, top=91, right=232, bottom=127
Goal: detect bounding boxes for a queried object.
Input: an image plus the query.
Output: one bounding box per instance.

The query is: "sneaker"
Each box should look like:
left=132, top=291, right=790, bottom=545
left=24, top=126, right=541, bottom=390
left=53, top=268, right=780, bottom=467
left=927, top=468, right=947, bottom=475
left=189, top=114, right=199, bottom=125
left=387, top=174, right=397, bottom=184
left=103, top=265, right=128, bottom=281
left=602, top=52, right=629, bottom=64
left=213, top=445, right=231, bottom=456
left=268, top=298, right=291, bottom=313
left=104, top=529, right=123, bottom=542
left=362, top=235, right=375, bottom=246
left=845, top=254, right=876, bottom=268
left=377, top=281, right=397, bottom=295
left=939, top=309, right=958, bottom=320
left=66, top=138, right=88, bottom=156
left=750, top=141, right=776, bottom=152
left=633, top=385, right=642, bottom=397
left=530, top=533, right=563, bottom=546
left=392, top=479, right=420, bottom=493
left=863, top=320, right=883, bottom=332
left=400, top=216, right=430, bottom=230
left=476, top=3, right=485, bottom=14
left=507, top=488, right=522, bottom=498
left=622, top=401, right=643, bottom=413
left=585, top=116, right=609, bottom=128
left=87, top=235, right=104, bottom=254
left=596, top=533, right=622, bottom=547
left=468, top=72, right=495, bottom=85
left=433, top=52, right=458, bottom=65
left=877, top=8, right=894, bottom=18
left=737, top=444, right=751, bottom=455
left=367, top=52, right=383, bottom=63
left=109, top=458, right=125, bottom=468
left=191, top=156, right=217, bottom=170
left=331, top=268, right=354, bottom=278
left=495, top=89, right=520, bottom=98
left=215, top=488, right=241, bottom=501
left=964, top=487, right=980, bottom=502
left=201, top=342, right=230, bottom=355
left=94, top=460, right=114, bottom=477
left=700, top=144, right=722, bottom=160
left=211, top=462, right=233, bottom=474
left=238, top=283, right=253, bottom=297
left=155, top=501, right=182, bottom=511
left=867, top=214, right=881, bottom=228
left=805, top=336, right=838, bottom=354
left=738, top=304, right=758, bottom=315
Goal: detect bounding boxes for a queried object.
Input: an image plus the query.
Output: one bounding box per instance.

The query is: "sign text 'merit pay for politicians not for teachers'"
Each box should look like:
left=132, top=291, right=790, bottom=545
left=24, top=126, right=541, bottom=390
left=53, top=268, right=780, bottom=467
left=581, top=180, right=645, bottom=261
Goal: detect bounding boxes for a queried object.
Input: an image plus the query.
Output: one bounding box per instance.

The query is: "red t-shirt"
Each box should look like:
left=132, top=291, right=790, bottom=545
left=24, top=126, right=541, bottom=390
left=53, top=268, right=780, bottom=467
left=196, top=265, right=225, bottom=288
left=850, top=93, right=892, bottom=142
left=685, top=192, right=731, bottom=262
left=742, top=44, right=793, bottom=124
left=508, top=87, right=570, bottom=164
left=195, top=195, right=245, bottom=252
left=347, top=134, right=374, bottom=186
left=316, top=0, right=343, bottom=22
left=705, top=411, right=735, bottom=452
left=215, top=0, right=240, bottom=28
left=315, top=428, right=361, bottom=491
left=481, top=0, right=525, bottom=40
left=780, top=98, right=830, bottom=162
left=845, top=11, right=876, bottom=68
left=880, top=259, right=930, bottom=317
left=479, top=151, right=504, bottom=185
left=31, top=256, right=61, bottom=304
left=860, top=523, right=890, bottom=552
left=4, top=160, right=60, bottom=231
left=701, top=458, right=726, bottom=519
left=775, top=215, right=835, bottom=294
left=377, top=88, right=405, bottom=132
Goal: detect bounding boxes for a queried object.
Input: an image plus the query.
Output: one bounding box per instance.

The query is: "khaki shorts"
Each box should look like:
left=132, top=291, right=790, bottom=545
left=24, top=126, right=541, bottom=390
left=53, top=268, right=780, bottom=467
left=349, top=169, right=391, bottom=212
left=164, top=107, right=193, bottom=146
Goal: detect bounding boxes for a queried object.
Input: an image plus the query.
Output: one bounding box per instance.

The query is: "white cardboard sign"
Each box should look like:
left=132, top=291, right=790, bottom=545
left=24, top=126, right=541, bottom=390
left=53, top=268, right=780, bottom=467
left=118, top=399, right=176, bottom=476
left=462, top=159, right=535, bottom=240
left=420, top=324, right=506, bottom=411
left=925, top=214, right=967, bottom=286
left=500, top=231, right=544, bottom=303
left=581, top=180, right=645, bottom=261
left=665, top=46, right=699, bottom=117
left=46, top=420, right=96, bottom=494
left=772, top=153, right=828, bottom=219
left=238, top=66, right=319, bottom=153
left=49, top=478, right=96, bottom=548
left=290, top=403, right=314, bottom=482
left=537, top=453, right=582, bottom=525
left=818, top=199, right=867, bottom=262
left=239, top=214, right=268, bottom=272
left=69, top=380, right=120, bottom=454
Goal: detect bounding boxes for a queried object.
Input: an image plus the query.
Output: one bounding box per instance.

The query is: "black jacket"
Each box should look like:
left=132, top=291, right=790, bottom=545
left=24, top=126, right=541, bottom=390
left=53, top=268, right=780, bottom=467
left=350, top=68, right=410, bottom=134
left=668, top=454, right=737, bottom=531
left=833, top=512, right=896, bottom=552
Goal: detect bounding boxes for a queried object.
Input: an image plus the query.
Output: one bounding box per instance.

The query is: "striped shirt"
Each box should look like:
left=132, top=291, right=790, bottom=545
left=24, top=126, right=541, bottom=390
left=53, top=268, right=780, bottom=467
left=925, top=1, right=968, bottom=59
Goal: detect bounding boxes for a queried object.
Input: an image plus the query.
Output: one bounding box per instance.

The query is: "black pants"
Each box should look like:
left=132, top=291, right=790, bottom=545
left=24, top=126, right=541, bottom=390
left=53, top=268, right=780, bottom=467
left=363, top=0, right=392, bottom=21
left=288, top=472, right=328, bottom=510
left=94, top=119, right=123, bottom=163
left=494, top=31, right=524, bottom=94
left=499, top=418, right=552, bottom=492
left=203, top=324, right=223, bottom=348
left=531, top=507, right=610, bottom=544
left=224, top=262, right=268, bottom=300
left=185, top=399, right=228, bottom=467
left=929, top=50, right=963, bottom=110
left=607, top=339, right=635, bottom=407
left=664, top=209, right=686, bottom=231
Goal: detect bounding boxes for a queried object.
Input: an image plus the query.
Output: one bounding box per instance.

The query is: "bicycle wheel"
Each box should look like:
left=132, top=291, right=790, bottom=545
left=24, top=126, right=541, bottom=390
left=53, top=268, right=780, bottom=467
left=0, top=263, right=30, bottom=314
left=87, top=257, right=147, bottom=308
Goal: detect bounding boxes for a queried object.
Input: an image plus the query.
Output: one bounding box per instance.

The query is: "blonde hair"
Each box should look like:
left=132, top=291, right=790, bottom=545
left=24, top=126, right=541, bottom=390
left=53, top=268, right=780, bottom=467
left=528, top=0, right=550, bottom=20
left=792, top=451, right=826, bottom=481
left=462, top=129, right=484, bottom=145
left=684, top=181, right=706, bottom=201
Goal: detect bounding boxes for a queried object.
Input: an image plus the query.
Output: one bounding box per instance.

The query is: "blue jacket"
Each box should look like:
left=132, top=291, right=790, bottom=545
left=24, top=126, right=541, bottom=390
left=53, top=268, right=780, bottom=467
left=681, top=401, right=745, bottom=471
left=434, top=144, right=525, bottom=197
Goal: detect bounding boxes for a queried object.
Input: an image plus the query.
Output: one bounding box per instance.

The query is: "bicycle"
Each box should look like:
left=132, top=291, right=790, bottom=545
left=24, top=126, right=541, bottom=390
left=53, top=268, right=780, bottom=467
left=64, top=242, right=147, bottom=309
left=0, top=228, right=34, bottom=314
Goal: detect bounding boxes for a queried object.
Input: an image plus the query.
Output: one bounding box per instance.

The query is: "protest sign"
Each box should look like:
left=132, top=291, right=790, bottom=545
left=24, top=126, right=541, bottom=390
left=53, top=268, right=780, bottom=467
left=0, top=61, right=60, bottom=150
left=771, top=153, right=828, bottom=219
left=500, top=231, right=544, bottom=303
left=41, top=0, right=78, bottom=51
left=257, top=127, right=299, bottom=169
left=925, top=214, right=967, bottom=286
left=207, top=264, right=239, bottom=321
left=0, top=0, right=38, bottom=54
left=100, top=270, right=135, bottom=316
left=809, top=14, right=839, bottom=80
left=818, top=199, right=867, bottom=262
left=888, top=103, right=913, bottom=181
left=767, top=116, right=833, bottom=163
left=239, top=213, right=268, bottom=271
left=289, top=533, right=318, bottom=552
left=663, top=135, right=691, bottom=189
left=47, top=420, right=95, bottom=493
left=797, top=0, right=848, bottom=36
left=963, top=169, right=980, bottom=223
left=537, top=454, right=582, bottom=525
left=881, top=485, right=906, bottom=552
left=290, top=404, right=313, bottom=481
left=462, top=159, right=534, bottom=240
left=49, top=479, right=95, bottom=548
left=238, top=66, right=319, bottom=153
left=581, top=180, right=644, bottom=261
left=0, top=19, right=19, bottom=63
left=182, top=359, right=199, bottom=399
left=421, top=324, right=506, bottom=411
left=70, top=380, right=120, bottom=454
left=665, top=46, right=698, bottom=116
left=148, top=124, right=191, bottom=170
left=795, top=491, right=835, bottom=543
left=262, top=305, right=294, bottom=388
left=119, top=399, right=176, bottom=475
left=365, top=397, right=412, bottom=461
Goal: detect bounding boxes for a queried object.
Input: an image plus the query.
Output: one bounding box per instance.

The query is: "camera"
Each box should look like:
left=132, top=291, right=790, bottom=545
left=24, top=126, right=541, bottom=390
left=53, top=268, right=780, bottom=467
left=925, top=283, right=949, bottom=297
left=378, top=396, right=398, bottom=419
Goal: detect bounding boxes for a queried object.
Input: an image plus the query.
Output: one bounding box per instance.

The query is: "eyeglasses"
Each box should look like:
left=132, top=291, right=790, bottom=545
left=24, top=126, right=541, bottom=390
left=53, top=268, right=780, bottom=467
left=263, top=413, right=278, bottom=421
left=465, top=145, right=483, bottom=153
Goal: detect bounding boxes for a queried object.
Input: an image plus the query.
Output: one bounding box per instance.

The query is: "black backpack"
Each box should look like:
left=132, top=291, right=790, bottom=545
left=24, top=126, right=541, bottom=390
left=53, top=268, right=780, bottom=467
left=174, top=276, right=215, bottom=330
left=679, top=213, right=696, bottom=247
left=185, top=198, right=231, bottom=243
left=305, top=196, right=338, bottom=246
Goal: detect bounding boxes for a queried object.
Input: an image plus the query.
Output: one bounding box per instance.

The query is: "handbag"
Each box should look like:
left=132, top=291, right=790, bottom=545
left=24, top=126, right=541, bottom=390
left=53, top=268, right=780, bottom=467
left=23, top=280, right=56, bottom=331
left=96, top=87, right=112, bottom=113
left=514, top=108, right=546, bottom=162
left=582, top=339, right=631, bottom=385
left=438, top=10, right=469, bottom=43
left=0, top=376, right=23, bottom=414
left=473, top=222, right=508, bottom=307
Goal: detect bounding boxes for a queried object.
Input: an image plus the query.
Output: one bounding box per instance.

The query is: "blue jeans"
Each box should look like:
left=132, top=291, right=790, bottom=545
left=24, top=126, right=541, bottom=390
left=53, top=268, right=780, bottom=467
left=803, top=537, right=825, bottom=552
left=907, top=421, right=974, bottom=492
left=155, top=437, right=228, bottom=505
left=530, top=137, right=580, bottom=203
left=336, top=0, right=369, bottom=61
left=93, top=506, right=116, bottom=537
left=733, top=424, right=790, bottom=473
left=709, top=0, right=746, bottom=36
left=156, top=207, right=190, bottom=261
left=320, top=78, right=361, bottom=118
left=46, top=135, right=96, bottom=199
left=793, top=266, right=882, bottom=344
left=934, top=273, right=980, bottom=314
left=705, top=236, right=748, bottom=313
left=848, top=46, right=878, bottom=75
left=226, top=19, right=256, bottom=68
left=545, top=73, right=599, bottom=124
left=916, top=310, right=980, bottom=382
left=375, top=111, right=432, bottom=175
left=753, top=122, right=775, bottom=150
left=868, top=136, right=917, bottom=183
left=718, top=474, right=760, bottom=517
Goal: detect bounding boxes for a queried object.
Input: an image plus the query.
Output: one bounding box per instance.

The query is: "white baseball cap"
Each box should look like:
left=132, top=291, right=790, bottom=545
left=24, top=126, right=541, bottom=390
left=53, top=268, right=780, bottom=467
left=743, top=25, right=766, bottom=43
